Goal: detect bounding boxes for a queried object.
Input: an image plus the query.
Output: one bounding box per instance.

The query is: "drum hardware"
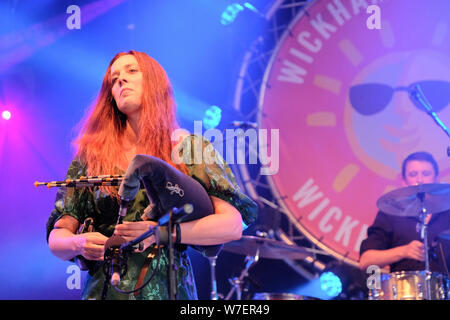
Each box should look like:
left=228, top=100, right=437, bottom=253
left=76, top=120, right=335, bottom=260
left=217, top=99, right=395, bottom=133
left=222, top=235, right=311, bottom=260
left=376, top=183, right=450, bottom=217
left=225, top=252, right=259, bottom=300
left=276, top=228, right=326, bottom=272
left=207, top=255, right=220, bottom=300
left=417, top=193, right=432, bottom=300
left=222, top=234, right=311, bottom=300
left=369, top=271, right=449, bottom=300
left=392, top=284, right=397, bottom=299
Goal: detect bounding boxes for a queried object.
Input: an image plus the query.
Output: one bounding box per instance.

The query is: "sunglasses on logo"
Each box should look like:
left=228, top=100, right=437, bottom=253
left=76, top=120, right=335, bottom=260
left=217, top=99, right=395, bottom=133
left=349, top=80, right=450, bottom=116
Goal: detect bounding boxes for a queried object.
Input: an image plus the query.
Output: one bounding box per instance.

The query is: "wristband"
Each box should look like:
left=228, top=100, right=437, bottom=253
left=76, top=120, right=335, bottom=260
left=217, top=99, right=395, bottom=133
left=174, top=223, right=181, bottom=244
left=157, top=225, right=180, bottom=245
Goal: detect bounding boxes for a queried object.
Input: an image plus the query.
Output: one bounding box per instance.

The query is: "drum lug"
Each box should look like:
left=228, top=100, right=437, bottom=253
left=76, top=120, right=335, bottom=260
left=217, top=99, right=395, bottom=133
left=392, top=284, right=397, bottom=300
left=417, top=282, right=424, bottom=299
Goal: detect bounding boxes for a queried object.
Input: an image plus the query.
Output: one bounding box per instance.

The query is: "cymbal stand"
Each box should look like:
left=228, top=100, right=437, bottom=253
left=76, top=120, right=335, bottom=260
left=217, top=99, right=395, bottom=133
left=225, top=248, right=260, bottom=300
left=416, top=192, right=432, bottom=300
left=207, top=255, right=219, bottom=300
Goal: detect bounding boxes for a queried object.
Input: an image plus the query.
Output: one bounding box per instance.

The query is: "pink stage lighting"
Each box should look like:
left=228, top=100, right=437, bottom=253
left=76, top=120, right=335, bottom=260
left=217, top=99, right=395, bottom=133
left=2, top=110, right=11, bottom=120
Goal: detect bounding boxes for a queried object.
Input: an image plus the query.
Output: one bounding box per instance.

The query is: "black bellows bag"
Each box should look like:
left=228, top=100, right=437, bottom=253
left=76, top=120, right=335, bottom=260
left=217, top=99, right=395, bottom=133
left=119, top=154, right=222, bottom=257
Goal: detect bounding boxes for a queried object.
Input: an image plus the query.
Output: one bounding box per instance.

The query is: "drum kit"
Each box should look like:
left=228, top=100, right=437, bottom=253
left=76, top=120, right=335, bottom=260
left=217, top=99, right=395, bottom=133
left=209, top=234, right=317, bottom=300
left=369, top=183, right=450, bottom=300
left=216, top=183, right=450, bottom=300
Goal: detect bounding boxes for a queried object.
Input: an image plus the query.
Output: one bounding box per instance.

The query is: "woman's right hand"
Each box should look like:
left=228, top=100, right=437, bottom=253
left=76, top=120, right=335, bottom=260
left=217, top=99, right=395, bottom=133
left=74, top=232, right=109, bottom=261
left=401, top=240, right=425, bottom=261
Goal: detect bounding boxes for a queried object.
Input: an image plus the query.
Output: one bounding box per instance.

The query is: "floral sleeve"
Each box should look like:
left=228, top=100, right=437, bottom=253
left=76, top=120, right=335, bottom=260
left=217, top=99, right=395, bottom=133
left=176, top=134, right=258, bottom=227
left=45, top=159, right=93, bottom=241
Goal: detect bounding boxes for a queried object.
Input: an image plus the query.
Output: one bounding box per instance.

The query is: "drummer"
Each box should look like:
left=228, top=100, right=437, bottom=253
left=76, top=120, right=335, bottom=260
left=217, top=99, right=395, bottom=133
left=359, top=151, right=450, bottom=273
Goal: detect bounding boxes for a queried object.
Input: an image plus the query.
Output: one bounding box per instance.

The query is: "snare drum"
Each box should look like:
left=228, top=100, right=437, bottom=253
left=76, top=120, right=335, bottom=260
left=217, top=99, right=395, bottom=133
left=253, top=292, right=318, bottom=300
left=369, top=271, right=449, bottom=300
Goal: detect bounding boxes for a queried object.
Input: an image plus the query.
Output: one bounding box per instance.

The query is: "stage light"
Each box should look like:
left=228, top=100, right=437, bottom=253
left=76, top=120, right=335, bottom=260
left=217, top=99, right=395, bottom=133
left=2, top=110, right=11, bottom=120
left=221, top=3, right=244, bottom=26
left=242, top=2, right=258, bottom=13
left=220, top=2, right=260, bottom=26
left=318, top=262, right=367, bottom=300
left=202, top=105, right=222, bottom=129
left=319, top=271, right=342, bottom=298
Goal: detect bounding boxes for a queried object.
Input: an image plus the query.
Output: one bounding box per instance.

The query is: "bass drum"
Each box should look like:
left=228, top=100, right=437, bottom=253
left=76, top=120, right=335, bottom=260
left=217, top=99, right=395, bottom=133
left=234, top=0, right=450, bottom=267
left=369, top=271, right=450, bottom=300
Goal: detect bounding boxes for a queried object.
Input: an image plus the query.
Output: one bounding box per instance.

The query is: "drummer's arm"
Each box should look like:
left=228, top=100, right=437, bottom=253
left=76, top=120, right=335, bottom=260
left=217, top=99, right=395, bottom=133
left=176, top=196, right=243, bottom=246
left=359, top=248, right=405, bottom=271
left=359, top=240, right=424, bottom=271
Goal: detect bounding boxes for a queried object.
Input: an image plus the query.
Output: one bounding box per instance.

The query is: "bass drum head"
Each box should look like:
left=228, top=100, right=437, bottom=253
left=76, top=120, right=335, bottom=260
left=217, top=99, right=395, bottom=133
left=256, top=0, right=450, bottom=266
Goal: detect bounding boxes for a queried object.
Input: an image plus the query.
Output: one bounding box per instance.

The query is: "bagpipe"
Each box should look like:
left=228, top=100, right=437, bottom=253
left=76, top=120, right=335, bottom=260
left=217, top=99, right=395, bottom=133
left=34, top=174, right=124, bottom=188
left=36, top=154, right=219, bottom=243
left=37, top=154, right=223, bottom=298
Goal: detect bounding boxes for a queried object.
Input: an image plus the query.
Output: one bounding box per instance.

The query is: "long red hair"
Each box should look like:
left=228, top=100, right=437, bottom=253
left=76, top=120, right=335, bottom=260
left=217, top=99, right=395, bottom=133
left=73, top=51, right=186, bottom=196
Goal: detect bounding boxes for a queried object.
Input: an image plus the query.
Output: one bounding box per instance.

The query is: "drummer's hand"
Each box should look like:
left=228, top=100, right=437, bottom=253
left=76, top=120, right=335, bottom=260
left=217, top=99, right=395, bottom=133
left=402, top=240, right=425, bottom=261
left=114, top=221, right=158, bottom=252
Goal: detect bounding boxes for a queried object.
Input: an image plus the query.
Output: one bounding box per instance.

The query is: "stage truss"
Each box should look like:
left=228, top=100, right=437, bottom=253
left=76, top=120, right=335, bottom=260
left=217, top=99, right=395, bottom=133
left=230, top=0, right=347, bottom=280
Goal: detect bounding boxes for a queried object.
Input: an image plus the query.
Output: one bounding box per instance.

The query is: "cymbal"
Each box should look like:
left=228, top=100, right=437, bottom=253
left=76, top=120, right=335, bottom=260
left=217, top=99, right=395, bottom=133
left=377, top=183, right=450, bottom=217
left=223, top=235, right=310, bottom=260
left=438, top=229, right=450, bottom=241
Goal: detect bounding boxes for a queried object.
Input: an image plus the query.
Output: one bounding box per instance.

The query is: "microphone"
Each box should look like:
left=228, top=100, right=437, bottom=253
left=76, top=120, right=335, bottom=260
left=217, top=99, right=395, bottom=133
left=409, top=84, right=434, bottom=114
left=116, top=198, right=129, bottom=225
left=409, top=84, right=450, bottom=140
left=104, top=235, right=128, bottom=286
left=230, top=120, right=258, bottom=128
left=111, top=269, right=121, bottom=287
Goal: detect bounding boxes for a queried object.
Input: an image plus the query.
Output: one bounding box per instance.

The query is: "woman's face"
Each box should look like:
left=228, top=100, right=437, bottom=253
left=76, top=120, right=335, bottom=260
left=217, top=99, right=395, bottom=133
left=110, top=54, right=143, bottom=118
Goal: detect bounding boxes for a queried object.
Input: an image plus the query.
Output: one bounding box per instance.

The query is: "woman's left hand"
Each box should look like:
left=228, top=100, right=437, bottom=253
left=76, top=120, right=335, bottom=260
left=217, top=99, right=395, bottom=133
left=114, top=221, right=158, bottom=252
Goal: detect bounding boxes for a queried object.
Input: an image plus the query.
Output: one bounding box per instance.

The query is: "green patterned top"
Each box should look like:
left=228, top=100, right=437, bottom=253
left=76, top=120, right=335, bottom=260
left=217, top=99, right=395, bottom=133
left=46, top=134, right=258, bottom=300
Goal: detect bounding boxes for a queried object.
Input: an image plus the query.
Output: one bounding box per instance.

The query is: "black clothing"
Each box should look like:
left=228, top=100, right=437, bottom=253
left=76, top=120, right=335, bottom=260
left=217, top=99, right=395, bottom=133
left=360, top=210, right=450, bottom=273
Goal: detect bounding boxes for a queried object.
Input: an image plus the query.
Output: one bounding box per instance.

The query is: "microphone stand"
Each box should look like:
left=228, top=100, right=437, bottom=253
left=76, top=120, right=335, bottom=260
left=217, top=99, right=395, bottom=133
left=157, top=205, right=193, bottom=300
left=168, top=209, right=177, bottom=300
left=101, top=276, right=110, bottom=300
left=410, top=85, right=450, bottom=156
left=101, top=199, right=131, bottom=300
left=101, top=205, right=191, bottom=300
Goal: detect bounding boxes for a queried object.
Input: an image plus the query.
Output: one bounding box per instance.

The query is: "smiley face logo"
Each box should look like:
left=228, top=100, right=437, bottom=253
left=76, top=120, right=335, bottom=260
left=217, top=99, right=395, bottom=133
left=345, top=51, right=450, bottom=182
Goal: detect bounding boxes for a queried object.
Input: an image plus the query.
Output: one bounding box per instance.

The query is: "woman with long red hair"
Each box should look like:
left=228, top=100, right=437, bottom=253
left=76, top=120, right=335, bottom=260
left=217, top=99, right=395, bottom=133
left=46, top=51, right=258, bottom=300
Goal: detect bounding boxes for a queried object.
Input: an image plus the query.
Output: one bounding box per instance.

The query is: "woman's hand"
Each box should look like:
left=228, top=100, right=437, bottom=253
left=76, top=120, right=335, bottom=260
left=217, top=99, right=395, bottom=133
left=74, top=232, right=109, bottom=261
left=114, top=221, right=158, bottom=252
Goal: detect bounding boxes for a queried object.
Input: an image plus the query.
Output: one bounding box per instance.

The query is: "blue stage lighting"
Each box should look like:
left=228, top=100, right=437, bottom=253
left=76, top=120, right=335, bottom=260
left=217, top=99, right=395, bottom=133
left=220, top=3, right=244, bottom=26
left=220, top=2, right=259, bottom=26
left=319, top=271, right=342, bottom=298
left=242, top=2, right=258, bottom=13
left=203, top=105, right=222, bottom=129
